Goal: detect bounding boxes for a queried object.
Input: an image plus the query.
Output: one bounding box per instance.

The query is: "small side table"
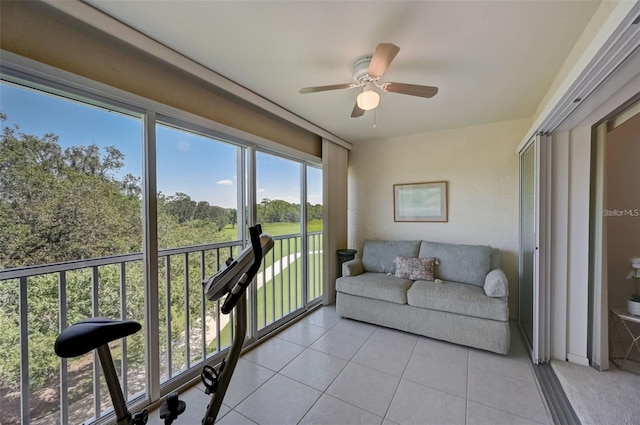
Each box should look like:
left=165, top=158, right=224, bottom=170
left=609, top=308, right=640, bottom=371
left=336, top=249, right=357, bottom=277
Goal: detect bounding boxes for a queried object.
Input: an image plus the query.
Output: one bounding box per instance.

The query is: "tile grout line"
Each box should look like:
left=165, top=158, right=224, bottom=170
left=230, top=310, right=344, bottom=424
left=380, top=331, right=419, bottom=423
left=292, top=344, right=352, bottom=423
left=279, top=312, right=346, bottom=425
left=172, top=312, right=543, bottom=425
left=166, top=311, right=546, bottom=425
left=263, top=312, right=354, bottom=424
left=326, top=323, right=390, bottom=419
left=399, top=343, right=470, bottom=401
left=274, top=313, right=347, bottom=425
left=465, top=328, right=560, bottom=425
left=297, top=321, right=382, bottom=424
left=465, top=393, right=551, bottom=425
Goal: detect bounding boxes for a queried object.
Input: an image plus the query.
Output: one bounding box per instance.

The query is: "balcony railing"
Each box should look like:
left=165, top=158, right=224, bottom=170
left=0, top=232, right=322, bottom=425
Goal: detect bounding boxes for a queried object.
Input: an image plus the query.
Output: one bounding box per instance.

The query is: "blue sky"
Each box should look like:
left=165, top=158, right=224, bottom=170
left=0, top=81, right=321, bottom=208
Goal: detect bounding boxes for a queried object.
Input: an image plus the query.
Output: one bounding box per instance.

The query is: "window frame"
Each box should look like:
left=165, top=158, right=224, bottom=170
left=1, top=51, right=323, bottom=424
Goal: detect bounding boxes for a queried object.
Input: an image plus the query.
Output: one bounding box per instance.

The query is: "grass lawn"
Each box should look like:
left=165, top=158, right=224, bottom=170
left=207, top=239, right=323, bottom=352
left=220, top=220, right=322, bottom=240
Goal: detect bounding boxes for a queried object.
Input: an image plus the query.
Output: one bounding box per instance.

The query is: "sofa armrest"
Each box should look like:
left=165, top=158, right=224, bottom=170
left=342, top=259, right=364, bottom=277
left=484, top=268, right=509, bottom=298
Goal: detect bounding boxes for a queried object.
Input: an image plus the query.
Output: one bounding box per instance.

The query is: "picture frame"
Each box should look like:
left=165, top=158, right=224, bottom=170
left=393, top=181, right=448, bottom=222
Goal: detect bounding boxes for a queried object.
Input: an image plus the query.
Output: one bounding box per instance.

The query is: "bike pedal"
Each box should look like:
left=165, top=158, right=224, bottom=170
left=159, top=392, right=186, bottom=420
left=132, top=409, right=148, bottom=425
left=201, top=360, right=226, bottom=395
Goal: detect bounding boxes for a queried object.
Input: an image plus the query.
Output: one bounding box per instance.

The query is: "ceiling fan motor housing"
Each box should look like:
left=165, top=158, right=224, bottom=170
left=353, top=56, right=374, bottom=83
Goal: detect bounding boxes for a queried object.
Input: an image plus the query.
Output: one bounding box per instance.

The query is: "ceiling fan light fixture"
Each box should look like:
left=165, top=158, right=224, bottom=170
left=356, top=89, right=380, bottom=111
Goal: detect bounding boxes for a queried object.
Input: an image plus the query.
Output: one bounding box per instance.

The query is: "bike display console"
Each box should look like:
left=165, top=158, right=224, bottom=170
left=203, top=233, right=274, bottom=302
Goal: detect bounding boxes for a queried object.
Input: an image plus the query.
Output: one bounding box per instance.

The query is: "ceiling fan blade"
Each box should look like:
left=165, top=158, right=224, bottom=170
left=368, top=43, right=400, bottom=78
left=299, top=83, right=356, bottom=94
left=351, top=101, right=365, bottom=118
left=380, top=82, right=438, bottom=98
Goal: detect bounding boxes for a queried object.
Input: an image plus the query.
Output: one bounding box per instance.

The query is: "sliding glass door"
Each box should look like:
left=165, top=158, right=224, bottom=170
left=519, top=135, right=550, bottom=364
left=254, top=151, right=309, bottom=335
left=519, top=141, right=536, bottom=350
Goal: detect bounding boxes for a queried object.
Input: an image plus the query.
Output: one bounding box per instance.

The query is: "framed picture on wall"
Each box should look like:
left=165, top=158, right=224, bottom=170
left=393, top=181, right=448, bottom=222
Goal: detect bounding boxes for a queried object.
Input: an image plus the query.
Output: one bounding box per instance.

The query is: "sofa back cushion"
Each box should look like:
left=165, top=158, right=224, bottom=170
left=419, top=241, right=492, bottom=286
left=362, top=240, right=420, bottom=273
left=490, top=248, right=501, bottom=269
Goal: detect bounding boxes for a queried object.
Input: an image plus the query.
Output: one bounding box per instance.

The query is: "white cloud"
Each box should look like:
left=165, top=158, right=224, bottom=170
left=177, top=140, right=190, bottom=152
left=307, top=193, right=323, bottom=205
left=258, top=188, right=266, bottom=193
left=216, top=179, right=233, bottom=185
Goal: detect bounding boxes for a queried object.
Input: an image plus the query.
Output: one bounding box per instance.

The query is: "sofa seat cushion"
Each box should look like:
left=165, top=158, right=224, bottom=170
left=407, top=280, right=508, bottom=321
left=336, top=273, right=413, bottom=304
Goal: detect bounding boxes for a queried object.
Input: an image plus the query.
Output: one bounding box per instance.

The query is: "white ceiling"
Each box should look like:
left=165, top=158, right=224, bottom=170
left=85, top=0, right=601, bottom=144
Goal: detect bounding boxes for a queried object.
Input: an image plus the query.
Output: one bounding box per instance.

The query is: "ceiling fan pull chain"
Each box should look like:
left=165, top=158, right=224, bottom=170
left=374, top=108, right=377, bottom=128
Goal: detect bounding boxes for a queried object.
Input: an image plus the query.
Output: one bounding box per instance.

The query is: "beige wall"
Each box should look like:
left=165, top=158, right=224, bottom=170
left=348, top=119, right=530, bottom=319
left=606, top=112, right=640, bottom=310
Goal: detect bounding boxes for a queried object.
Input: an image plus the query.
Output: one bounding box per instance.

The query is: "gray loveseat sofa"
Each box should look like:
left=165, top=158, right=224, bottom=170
left=336, top=240, right=510, bottom=354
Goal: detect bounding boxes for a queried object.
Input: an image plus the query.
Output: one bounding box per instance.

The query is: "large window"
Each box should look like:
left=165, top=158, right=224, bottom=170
left=1, top=71, right=323, bottom=425
left=155, top=122, right=241, bottom=381
left=0, top=81, right=145, bottom=424
left=0, top=83, right=144, bottom=264
left=156, top=123, right=239, bottom=249
left=255, top=152, right=302, bottom=331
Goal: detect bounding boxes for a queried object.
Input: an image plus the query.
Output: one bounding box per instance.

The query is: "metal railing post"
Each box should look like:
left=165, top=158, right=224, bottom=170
left=19, top=277, right=30, bottom=424
left=59, top=271, right=69, bottom=425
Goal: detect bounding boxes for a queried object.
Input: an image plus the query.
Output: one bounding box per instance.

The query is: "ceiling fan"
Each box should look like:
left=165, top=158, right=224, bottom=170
left=299, top=43, right=438, bottom=118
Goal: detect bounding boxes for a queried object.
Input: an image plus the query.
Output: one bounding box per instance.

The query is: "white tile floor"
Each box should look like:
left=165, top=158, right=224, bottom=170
left=148, top=306, right=552, bottom=425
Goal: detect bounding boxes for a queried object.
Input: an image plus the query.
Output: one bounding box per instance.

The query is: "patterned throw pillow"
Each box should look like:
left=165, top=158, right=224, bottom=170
left=394, top=257, right=435, bottom=281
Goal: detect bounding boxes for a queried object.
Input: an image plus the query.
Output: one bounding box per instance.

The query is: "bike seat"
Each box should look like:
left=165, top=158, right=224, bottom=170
left=55, top=317, right=141, bottom=358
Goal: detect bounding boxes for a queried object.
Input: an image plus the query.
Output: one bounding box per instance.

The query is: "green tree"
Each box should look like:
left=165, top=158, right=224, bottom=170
left=228, top=208, right=237, bottom=228
left=164, top=192, right=196, bottom=223
left=0, top=117, right=142, bottom=269
left=0, top=115, right=145, bottom=392
left=164, top=193, right=230, bottom=231
left=307, top=203, right=322, bottom=221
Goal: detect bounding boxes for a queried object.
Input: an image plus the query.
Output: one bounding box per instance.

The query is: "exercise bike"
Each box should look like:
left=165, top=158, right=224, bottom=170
left=55, top=225, right=274, bottom=425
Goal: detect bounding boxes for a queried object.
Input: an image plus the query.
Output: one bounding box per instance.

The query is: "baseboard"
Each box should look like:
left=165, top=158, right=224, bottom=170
left=566, top=353, right=590, bottom=366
